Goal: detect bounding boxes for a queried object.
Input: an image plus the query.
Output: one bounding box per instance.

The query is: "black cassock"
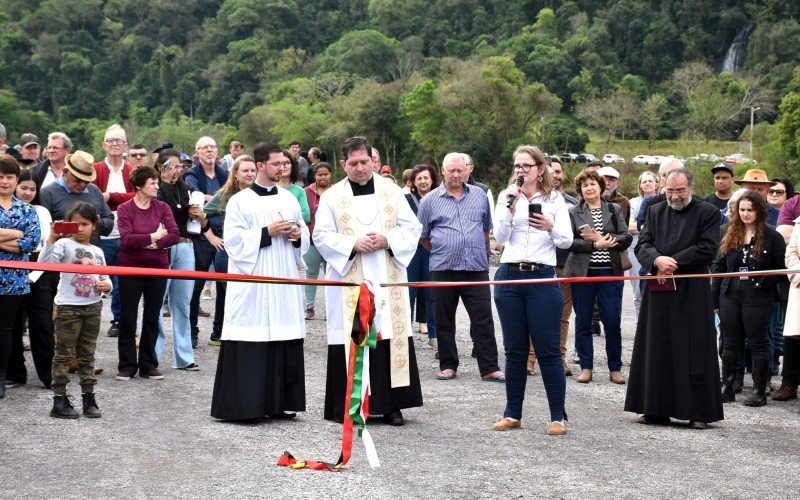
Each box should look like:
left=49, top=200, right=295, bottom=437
left=625, top=198, right=724, bottom=423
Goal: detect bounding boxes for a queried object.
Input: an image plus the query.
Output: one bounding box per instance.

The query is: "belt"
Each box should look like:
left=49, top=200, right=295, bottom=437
left=178, top=237, right=192, bottom=244
left=506, top=262, right=550, bottom=272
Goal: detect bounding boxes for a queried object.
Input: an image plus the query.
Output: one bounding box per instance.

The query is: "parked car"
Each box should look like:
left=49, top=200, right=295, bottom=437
left=632, top=155, right=659, bottom=166
left=687, top=153, right=720, bottom=166
left=561, top=153, right=578, bottom=163
left=603, top=154, right=625, bottom=165
left=724, top=153, right=752, bottom=165
left=576, top=153, right=598, bottom=163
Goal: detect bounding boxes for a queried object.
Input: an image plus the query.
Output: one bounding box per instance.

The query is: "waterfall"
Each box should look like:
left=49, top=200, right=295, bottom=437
left=722, top=23, right=754, bottom=73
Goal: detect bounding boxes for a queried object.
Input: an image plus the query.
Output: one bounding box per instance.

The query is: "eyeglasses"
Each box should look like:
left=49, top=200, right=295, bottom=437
left=267, top=161, right=291, bottom=167
left=513, top=163, right=538, bottom=173
left=46, top=146, right=66, bottom=151
left=664, top=188, right=689, bottom=196
left=105, top=138, right=127, bottom=145
left=768, top=189, right=786, bottom=196
left=129, top=153, right=148, bottom=158
left=197, top=145, right=217, bottom=150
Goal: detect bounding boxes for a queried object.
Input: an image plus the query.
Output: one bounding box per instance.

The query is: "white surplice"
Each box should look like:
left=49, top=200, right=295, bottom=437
left=221, top=186, right=309, bottom=342
left=313, top=175, right=421, bottom=345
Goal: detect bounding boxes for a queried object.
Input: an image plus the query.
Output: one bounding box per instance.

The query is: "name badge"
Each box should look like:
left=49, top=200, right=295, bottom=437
left=739, top=266, right=749, bottom=280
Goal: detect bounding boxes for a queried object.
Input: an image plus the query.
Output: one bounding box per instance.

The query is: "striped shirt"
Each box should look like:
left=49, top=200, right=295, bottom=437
left=417, top=183, right=492, bottom=272
left=589, top=208, right=612, bottom=266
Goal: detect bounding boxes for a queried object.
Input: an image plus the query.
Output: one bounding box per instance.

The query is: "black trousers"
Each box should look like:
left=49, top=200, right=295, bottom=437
left=781, top=337, right=800, bottom=387
left=190, top=235, right=219, bottom=339
left=0, top=295, right=25, bottom=380
left=430, top=270, right=499, bottom=375
left=118, top=276, right=167, bottom=375
left=7, top=275, right=56, bottom=385
left=719, top=279, right=774, bottom=363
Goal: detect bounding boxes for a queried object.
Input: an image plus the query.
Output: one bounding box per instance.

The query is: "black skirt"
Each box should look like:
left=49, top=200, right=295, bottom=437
left=210, top=339, right=306, bottom=421
left=324, top=339, right=423, bottom=421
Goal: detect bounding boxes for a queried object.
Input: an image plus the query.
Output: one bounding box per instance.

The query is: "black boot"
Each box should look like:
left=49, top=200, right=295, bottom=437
left=50, top=394, right=79, bottom=419
left=81, top=392, right=102, bottom=418
left=721, top=354, right=738, bottom=403
left=744, top=360, right=769, bottom=407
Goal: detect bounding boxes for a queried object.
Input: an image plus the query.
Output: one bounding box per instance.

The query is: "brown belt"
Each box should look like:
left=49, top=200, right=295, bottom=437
left=506, top=262, right=550, bottom=272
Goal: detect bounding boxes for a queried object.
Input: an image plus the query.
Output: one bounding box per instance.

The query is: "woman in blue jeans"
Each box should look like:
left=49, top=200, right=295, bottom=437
left=404, top=163, right=439, bottom=347
left=492, top=146, right=574, bottom=435
left=155, top=149, right=205, bottom=370
left=564, top=169, right=632, bottom=385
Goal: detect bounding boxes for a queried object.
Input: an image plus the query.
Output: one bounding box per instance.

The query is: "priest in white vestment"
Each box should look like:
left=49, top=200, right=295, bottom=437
left=314, top=136, right=422, bottom=426
left=211, top=143, right=309, bottom=421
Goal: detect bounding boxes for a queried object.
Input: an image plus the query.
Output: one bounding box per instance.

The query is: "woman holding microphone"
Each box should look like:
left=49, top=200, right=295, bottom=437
left=492, top=146, right=573, bottom=435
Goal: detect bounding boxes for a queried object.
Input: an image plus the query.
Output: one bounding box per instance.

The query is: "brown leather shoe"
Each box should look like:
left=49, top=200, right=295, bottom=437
left=576, top=369, right=592, bottom=383
left=492, top=418, right=521, bottom=431
left=689, top=420, right=708, bottom=430
left=546, top=421, right=567, bottom=435
left=772, top=383, right=798, bottom=401
left=609, top=371, right=626, bottom=385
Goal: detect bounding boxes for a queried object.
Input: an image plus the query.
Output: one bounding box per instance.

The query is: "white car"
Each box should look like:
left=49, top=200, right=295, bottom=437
left=632, top=155, right=658, bottom=166
left=603, top=154, right=625, bottom=165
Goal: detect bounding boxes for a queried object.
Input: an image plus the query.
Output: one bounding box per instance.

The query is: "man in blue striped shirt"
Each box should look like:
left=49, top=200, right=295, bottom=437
left=417, top=153, right=504, bottom=382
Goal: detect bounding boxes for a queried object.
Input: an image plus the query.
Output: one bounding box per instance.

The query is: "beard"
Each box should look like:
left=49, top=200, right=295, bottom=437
left=552, top=178, right=562, bottom=190
left=602, top=189, right=614, bottom=200
left=667, top=197, right=690, bottom=211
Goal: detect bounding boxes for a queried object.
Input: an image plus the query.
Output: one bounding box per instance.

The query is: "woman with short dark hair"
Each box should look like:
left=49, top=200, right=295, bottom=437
left=115, top=166, right=179, bottom=381
left=565, top=169, right=632, bottom=385
left=405, top=163, right=440, bottom=345
left=0, top=154, right=41, bottom=398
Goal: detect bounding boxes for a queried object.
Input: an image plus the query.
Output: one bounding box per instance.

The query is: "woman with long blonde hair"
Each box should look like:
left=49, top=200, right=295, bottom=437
left=491, top=145, right=573, bottom=435
left=202, top=155, right=257, bottom=345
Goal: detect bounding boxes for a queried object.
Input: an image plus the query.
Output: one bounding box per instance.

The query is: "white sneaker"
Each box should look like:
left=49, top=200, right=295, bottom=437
left=201, top=289, right=212, bottom=300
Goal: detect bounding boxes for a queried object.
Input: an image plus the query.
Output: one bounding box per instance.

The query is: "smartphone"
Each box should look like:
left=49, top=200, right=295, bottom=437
left=579, top=224, right=592, bottom=235
left=528, top=203, right=542, bottom=216
left=53, top=221, right=79, bottom=234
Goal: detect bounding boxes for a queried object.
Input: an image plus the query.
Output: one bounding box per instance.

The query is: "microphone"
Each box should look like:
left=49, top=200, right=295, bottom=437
left=506, top=177, right=524, bottom=208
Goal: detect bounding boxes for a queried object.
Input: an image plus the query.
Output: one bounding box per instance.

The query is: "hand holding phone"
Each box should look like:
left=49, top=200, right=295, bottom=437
left=579, top=224, right=592, bottom=235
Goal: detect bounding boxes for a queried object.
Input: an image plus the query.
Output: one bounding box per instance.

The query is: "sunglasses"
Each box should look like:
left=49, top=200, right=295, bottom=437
left=768, top=189, right=786, bottom=196
left=129, top=153, right=148, bottom=158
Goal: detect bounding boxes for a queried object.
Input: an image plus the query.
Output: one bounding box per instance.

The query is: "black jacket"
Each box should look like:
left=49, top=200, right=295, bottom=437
left=711, top=226, right=787, bottom=308
left=564, top=200, right=633, bottom=277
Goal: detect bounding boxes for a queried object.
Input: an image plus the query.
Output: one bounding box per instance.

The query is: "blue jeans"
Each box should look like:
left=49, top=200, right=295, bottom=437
left=494, top=264, right=565, bottom=422
left=571, top=268, right=624, bottom=371
left=406, top=245, right=436, bottom=339
left=156, top=242, right=196, bottom=368
left=98, top=238, right=121, bottom=323
left=303, top=244, right=327, bottom=308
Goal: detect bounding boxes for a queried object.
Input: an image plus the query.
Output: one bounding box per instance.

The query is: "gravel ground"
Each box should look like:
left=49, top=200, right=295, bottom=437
left=1, top=268, right=799, bottom=499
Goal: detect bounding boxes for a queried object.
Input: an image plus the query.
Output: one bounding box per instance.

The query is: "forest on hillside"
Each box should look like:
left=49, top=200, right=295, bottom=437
left=1, top=0, right=799, bottom=185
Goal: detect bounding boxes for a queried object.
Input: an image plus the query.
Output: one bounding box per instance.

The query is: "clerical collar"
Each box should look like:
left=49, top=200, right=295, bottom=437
left=250, top=182, right=277, bottom=196
left=349, top=176, right=375, bottom=196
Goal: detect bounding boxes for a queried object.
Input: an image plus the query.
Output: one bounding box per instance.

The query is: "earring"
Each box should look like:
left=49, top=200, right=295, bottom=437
left=537, top=174, right=543, bottom=182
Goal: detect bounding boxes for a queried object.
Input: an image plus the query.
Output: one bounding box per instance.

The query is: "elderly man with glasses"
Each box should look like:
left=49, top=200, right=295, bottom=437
left=183, top=136, right=229, bottom=347
left=30, top=132, right=73, bottom=188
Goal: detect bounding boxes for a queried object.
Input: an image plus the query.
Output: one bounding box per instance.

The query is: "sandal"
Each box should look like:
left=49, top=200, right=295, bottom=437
left=481, top=371, right=506, bottom=383
left=436, top=369, right=457, bottom=380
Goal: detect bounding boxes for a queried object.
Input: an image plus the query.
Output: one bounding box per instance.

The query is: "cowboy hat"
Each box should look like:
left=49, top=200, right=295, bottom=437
left=65, top=150, right=96, bottom=182
left=733, top=169, right=775, bottom=187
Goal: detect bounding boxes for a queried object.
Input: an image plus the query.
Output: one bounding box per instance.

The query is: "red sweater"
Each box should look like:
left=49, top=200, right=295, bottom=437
left=117, top=199, right=180, bottom=269
left=92, top=160, right=135, bottom=211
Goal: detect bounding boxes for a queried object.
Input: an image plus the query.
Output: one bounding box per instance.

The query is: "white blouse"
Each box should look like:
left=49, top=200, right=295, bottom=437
left=494, top=189, right=573, bottom=266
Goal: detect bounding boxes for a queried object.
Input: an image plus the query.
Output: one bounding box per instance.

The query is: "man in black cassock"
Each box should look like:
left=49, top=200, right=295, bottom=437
left=625, top=168, right=724, bottom=429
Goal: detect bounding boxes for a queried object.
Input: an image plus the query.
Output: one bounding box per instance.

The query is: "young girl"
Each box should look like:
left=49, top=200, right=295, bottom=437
left=39, top=202, right=112, bottom=418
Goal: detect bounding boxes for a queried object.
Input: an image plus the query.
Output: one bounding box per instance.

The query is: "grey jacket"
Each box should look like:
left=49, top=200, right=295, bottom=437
left=564, top=200, right=632, bottom=277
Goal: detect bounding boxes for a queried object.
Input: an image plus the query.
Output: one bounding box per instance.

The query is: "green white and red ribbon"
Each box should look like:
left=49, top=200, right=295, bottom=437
left=277, top=280, right=381, bottom=472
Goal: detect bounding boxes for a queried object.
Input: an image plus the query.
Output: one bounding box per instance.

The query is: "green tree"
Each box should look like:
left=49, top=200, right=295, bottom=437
left=319, top=30, right=405, bottom=83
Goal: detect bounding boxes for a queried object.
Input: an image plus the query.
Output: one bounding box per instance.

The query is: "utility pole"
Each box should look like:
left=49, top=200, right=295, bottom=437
left=749, top=105, right=761, bottom=158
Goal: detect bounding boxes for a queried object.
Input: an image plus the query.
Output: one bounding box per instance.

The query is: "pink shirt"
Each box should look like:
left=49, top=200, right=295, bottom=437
left=778, top=196, right=800, bottom=227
